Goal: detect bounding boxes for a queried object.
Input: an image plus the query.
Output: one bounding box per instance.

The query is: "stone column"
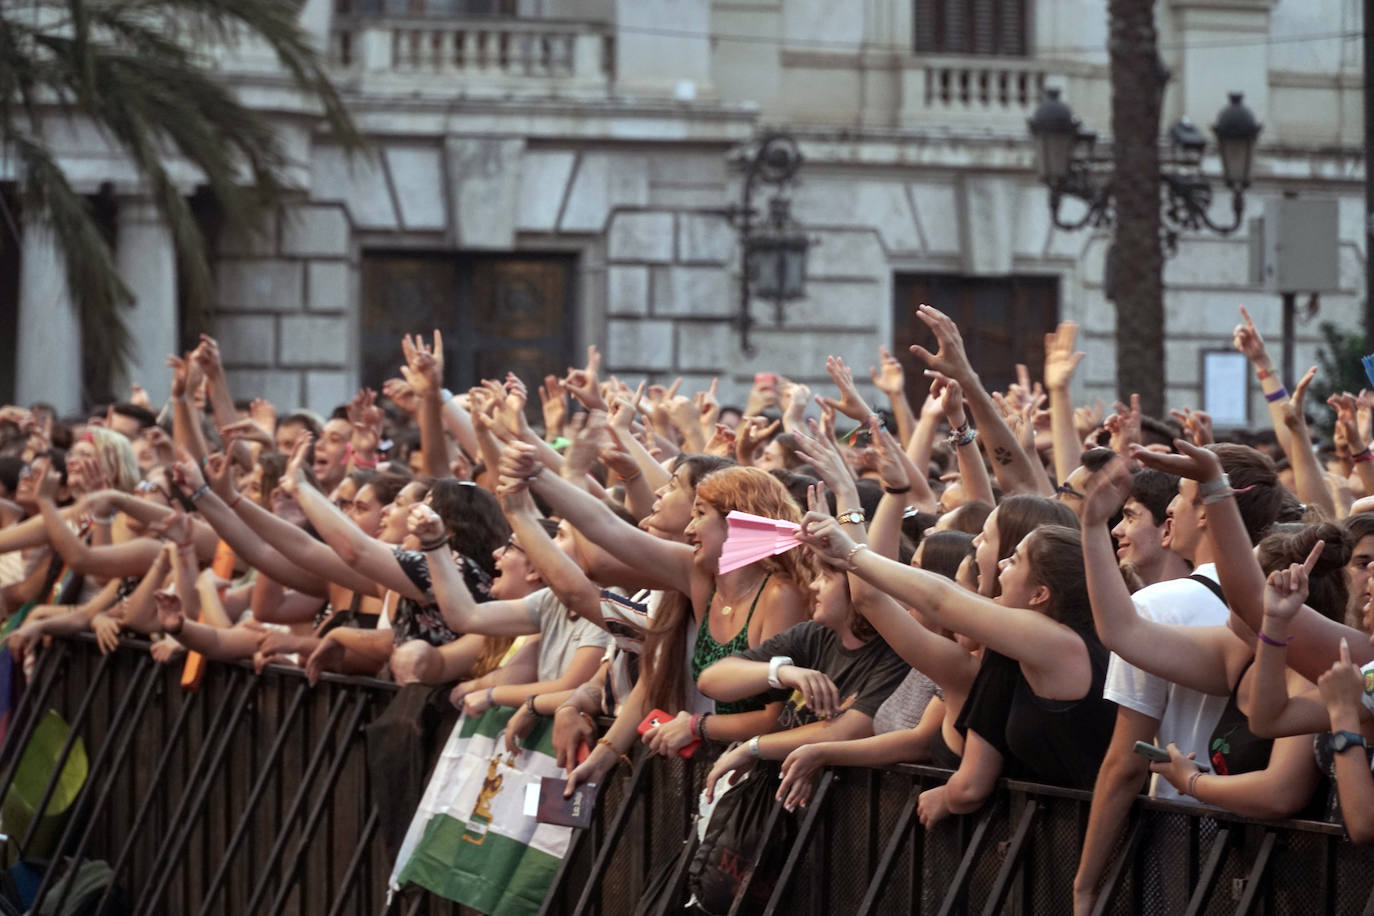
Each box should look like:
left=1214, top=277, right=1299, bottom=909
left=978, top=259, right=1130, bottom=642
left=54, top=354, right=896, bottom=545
left=114, top=197, right=178, bottom=405
left=16, top=215, right=82, bottom=416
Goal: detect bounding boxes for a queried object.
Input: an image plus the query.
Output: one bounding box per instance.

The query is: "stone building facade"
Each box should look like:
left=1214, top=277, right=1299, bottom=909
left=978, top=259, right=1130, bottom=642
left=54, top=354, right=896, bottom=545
left=4, top=0, right=1368, bottom=424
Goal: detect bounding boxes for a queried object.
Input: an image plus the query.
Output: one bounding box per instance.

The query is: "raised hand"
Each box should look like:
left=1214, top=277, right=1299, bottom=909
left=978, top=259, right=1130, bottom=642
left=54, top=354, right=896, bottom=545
left=791, top=423, right=850, bottom=493
left=1044, top=322, right=1085, bottom=391
left=280, top=436, right=312, bottom=495
left=1317, top=639, right=1366, bottom=716
left=538, top=375, right=568, bottom=441
left=780, top=381, right=811, bottom=431
left=925, top=370, right=966, bottom=428
left=868, top=417, right=911, bottom=493
left=869, top=346, right=906, bottom=397
left=1262, top=540, right=1323, bottom=626
left=1282, top=366, right=1318, bottom=432
left=563, top=345, right=607, bottom=411
left=1169, top=408, right=1215, bottom=447
left=1128, top=438, right=1223, bottom=483
left=1233, top=305, right=1271, bottom=367
left=1081, top=455, right=1134, bottom=529
left=1074, top=399, right=1105, bottom=442
left=818, top=356, right=874, bottom=422
left=407, top=503, right=446, bottom=544
left=192, top=333, right=224, bottom=378
left=735, top=416, right=780, bottom=465
left=1328, top=392, right=1367, bottom=456
left=1104, top=395, right=1143, bottom=456
left=382, top=378, right=420, bottom=417
left=909, top=304, right=975, bottom=384
left=203, top=452, right=236, bottom=500
left=704, top=423, right=736, bottom=458
left=400, top=330, right=444, bottom=396
left=167, top=354, right=191, bottom=399
left=694, top=377, right=721, bottom=436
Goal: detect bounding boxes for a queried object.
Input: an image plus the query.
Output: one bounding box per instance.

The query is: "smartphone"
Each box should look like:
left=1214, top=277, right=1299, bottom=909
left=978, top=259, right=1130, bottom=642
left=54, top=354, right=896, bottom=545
left=1133, top=740, right=1210, bottom=772
left=637, top=708, right=699, bottom=759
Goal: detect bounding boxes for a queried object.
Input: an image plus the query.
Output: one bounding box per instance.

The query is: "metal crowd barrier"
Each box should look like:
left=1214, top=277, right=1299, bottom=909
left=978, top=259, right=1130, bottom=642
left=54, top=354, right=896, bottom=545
left=0, top=634, right=402, bottom=915
left=8, top=635, right=1374, bottom=915
left=542, top=741, right=1374, bottom=916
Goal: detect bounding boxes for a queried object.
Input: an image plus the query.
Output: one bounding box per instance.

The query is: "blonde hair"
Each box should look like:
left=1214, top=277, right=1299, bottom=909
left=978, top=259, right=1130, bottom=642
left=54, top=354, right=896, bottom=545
left=87, top=427, right=140, bottom=493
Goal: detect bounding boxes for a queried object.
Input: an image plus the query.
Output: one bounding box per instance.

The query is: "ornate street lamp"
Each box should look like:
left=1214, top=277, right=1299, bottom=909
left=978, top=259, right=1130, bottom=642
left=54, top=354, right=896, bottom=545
left=1028, top=88, right=1261, bottom=251
left=730, top=132, right=812, bottom=354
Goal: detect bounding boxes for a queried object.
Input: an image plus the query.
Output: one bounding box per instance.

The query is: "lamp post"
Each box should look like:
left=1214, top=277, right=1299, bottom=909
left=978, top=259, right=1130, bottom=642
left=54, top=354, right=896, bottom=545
left=731, top=132, right=811, bottom=355
left=1027, top=88, right=1260, bottom=252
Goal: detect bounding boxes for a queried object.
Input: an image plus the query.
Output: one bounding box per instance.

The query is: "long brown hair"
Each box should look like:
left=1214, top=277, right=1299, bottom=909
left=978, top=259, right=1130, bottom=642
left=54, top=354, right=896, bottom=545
left=641, top=466, right=815, bottom=714
left=1021, top=525, right=1091, bottom=631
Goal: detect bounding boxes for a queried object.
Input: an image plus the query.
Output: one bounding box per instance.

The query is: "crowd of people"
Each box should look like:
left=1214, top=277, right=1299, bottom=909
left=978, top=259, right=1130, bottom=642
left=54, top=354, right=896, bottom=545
left=1, top=303, right=1373, bottom=914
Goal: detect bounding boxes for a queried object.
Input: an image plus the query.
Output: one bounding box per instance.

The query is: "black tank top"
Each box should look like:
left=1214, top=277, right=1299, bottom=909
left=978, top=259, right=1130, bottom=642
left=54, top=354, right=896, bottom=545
left=1208, top=658, right=1272, bottom=776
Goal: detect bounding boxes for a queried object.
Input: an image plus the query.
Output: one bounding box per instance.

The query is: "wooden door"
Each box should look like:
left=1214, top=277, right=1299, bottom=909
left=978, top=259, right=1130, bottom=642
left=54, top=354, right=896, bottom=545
left=893, top=273, right=1059, bottom=411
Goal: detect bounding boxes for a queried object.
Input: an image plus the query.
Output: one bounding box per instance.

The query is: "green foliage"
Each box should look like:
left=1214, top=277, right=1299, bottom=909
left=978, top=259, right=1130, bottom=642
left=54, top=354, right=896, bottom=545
left=0, top=0, right=362, bottom=405
left=1308, top=320, right=1370, bottom=438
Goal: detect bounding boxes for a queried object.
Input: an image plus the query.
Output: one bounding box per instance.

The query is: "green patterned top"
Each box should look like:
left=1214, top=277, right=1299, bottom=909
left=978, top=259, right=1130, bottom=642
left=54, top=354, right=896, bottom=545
left=690, top=574, right=771, bottom=715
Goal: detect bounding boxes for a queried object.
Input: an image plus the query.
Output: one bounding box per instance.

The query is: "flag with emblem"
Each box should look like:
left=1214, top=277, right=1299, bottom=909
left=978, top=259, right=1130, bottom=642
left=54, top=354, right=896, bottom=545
left=389, top=706, right=572, bottom=915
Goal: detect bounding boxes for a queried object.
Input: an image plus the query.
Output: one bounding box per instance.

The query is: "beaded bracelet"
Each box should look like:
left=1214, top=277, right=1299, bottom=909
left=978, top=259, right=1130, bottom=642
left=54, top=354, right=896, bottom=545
left=845, top=542, right=870, bottom=569
left=597, top=737, right=633, bottom=769
left=946, top=427, right=977, bottom=448
left=188, top=484, right=210, bottom=504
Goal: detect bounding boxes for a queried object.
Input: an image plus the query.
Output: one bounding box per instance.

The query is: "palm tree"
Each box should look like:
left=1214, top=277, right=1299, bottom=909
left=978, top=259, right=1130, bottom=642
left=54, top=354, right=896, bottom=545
left=0, top=0, right=361, bottom=400
left=1107, top=0, right=1168, bottom=416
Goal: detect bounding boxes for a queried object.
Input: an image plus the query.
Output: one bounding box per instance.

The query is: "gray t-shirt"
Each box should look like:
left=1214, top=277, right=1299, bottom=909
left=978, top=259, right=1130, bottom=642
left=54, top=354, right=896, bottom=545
left=524, top=587, right=613, bottom=681
left=873, top=668, right=940, bottom=735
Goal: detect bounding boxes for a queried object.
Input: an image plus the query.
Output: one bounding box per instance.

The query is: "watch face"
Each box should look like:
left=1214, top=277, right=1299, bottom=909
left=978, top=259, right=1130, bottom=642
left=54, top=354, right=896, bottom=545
left=1333, top=731, right=1365, bottom=753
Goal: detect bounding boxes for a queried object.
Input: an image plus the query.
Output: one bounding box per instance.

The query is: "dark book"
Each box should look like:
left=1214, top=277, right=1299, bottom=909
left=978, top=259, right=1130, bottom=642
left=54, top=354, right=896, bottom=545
left=535, top=777, right=599, bottom=829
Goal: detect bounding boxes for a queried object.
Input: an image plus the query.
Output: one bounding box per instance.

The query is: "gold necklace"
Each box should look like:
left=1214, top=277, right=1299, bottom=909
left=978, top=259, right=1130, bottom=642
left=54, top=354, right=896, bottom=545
left=716, top=573, right=764, bottom=618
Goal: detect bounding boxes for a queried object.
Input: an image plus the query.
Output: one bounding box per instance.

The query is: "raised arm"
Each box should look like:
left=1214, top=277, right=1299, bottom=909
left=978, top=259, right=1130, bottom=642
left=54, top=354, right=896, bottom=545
left=34, top=482, right=161, bottom=581
left=798, top=511, right=1089, bottom=700
left=1234, top=305, right=1293, bottom=452
left=871, top=345, right=917, bottom=448
left=499, top=487, right=603, bottom=625
left=501, top=442, right=691, bottom=594
left=408, top=503, right=542, bottom=636
left=1133, top=440, right=1374, bottom=675
left=279, top=439, right=422, bottom=600
left=928, top=372, right=995, bottom=507
left=1278, top=368, right=1337, bottom=519
left=1249, top=550, right=1344, bottom=738
left=1079, top=457, right=1240, bottom=696
left=1045, top=322, right=1086, bottom=486
left=910, top=304, right=1053, bottom=497
left=172, top=453, right=333, bottom=597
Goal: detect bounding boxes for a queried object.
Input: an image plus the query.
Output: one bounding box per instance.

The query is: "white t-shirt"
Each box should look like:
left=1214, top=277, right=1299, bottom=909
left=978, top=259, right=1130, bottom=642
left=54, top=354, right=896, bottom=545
left=1103, top=563, right=1230, bottom=801
left=525, top=587, right=613, bottom=682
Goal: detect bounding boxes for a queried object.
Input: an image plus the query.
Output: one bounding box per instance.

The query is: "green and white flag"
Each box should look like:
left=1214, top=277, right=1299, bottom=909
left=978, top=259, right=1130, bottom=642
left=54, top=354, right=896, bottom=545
left=389, top=706, right=572, bottom=916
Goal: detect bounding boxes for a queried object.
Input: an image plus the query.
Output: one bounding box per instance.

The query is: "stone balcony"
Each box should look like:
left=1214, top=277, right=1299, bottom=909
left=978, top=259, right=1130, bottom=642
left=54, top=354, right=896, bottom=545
left=899, top=54, right=1084, bottom=135
left=328, top=16, right=614, bottom=98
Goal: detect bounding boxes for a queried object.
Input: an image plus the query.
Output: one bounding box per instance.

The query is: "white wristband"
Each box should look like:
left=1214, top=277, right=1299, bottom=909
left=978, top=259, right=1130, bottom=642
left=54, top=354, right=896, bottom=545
left=767, top=655, right=793, bottom=690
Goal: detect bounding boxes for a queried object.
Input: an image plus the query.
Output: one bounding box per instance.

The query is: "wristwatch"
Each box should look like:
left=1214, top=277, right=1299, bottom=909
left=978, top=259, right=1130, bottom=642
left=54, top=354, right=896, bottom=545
left=836, top=509, right=865, bottom=526
left=767, top=655, right=794, bottom=689
left=1331, top=730, right=1368, bottom=755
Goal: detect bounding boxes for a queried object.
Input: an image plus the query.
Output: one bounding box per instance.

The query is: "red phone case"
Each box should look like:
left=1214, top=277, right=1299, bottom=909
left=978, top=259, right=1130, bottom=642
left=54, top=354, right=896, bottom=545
left=637, top=708, right=700, bottom=759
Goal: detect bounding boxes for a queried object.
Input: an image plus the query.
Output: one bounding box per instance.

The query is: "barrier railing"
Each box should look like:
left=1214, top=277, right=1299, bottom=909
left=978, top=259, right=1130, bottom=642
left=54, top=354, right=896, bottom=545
left=9, top=635, right=1374, bottom=915
left=544, top=739, right=1374, bottom=915
left=0, top=634, right=401, bottom=915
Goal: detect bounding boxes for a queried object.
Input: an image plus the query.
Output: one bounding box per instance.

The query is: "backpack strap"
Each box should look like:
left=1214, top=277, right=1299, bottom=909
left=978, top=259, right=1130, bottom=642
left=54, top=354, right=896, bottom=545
left=1187, top=573, right=1227, bottom=608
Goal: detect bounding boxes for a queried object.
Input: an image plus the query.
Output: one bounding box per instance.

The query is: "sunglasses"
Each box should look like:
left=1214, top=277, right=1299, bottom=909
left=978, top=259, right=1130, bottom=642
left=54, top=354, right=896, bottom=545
left=1055, top=482, right=1085, bottom=500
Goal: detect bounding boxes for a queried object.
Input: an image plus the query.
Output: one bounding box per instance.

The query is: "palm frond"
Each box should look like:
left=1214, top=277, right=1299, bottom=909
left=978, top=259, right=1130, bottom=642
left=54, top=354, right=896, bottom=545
left=0, top=0, right=365, bottom=405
